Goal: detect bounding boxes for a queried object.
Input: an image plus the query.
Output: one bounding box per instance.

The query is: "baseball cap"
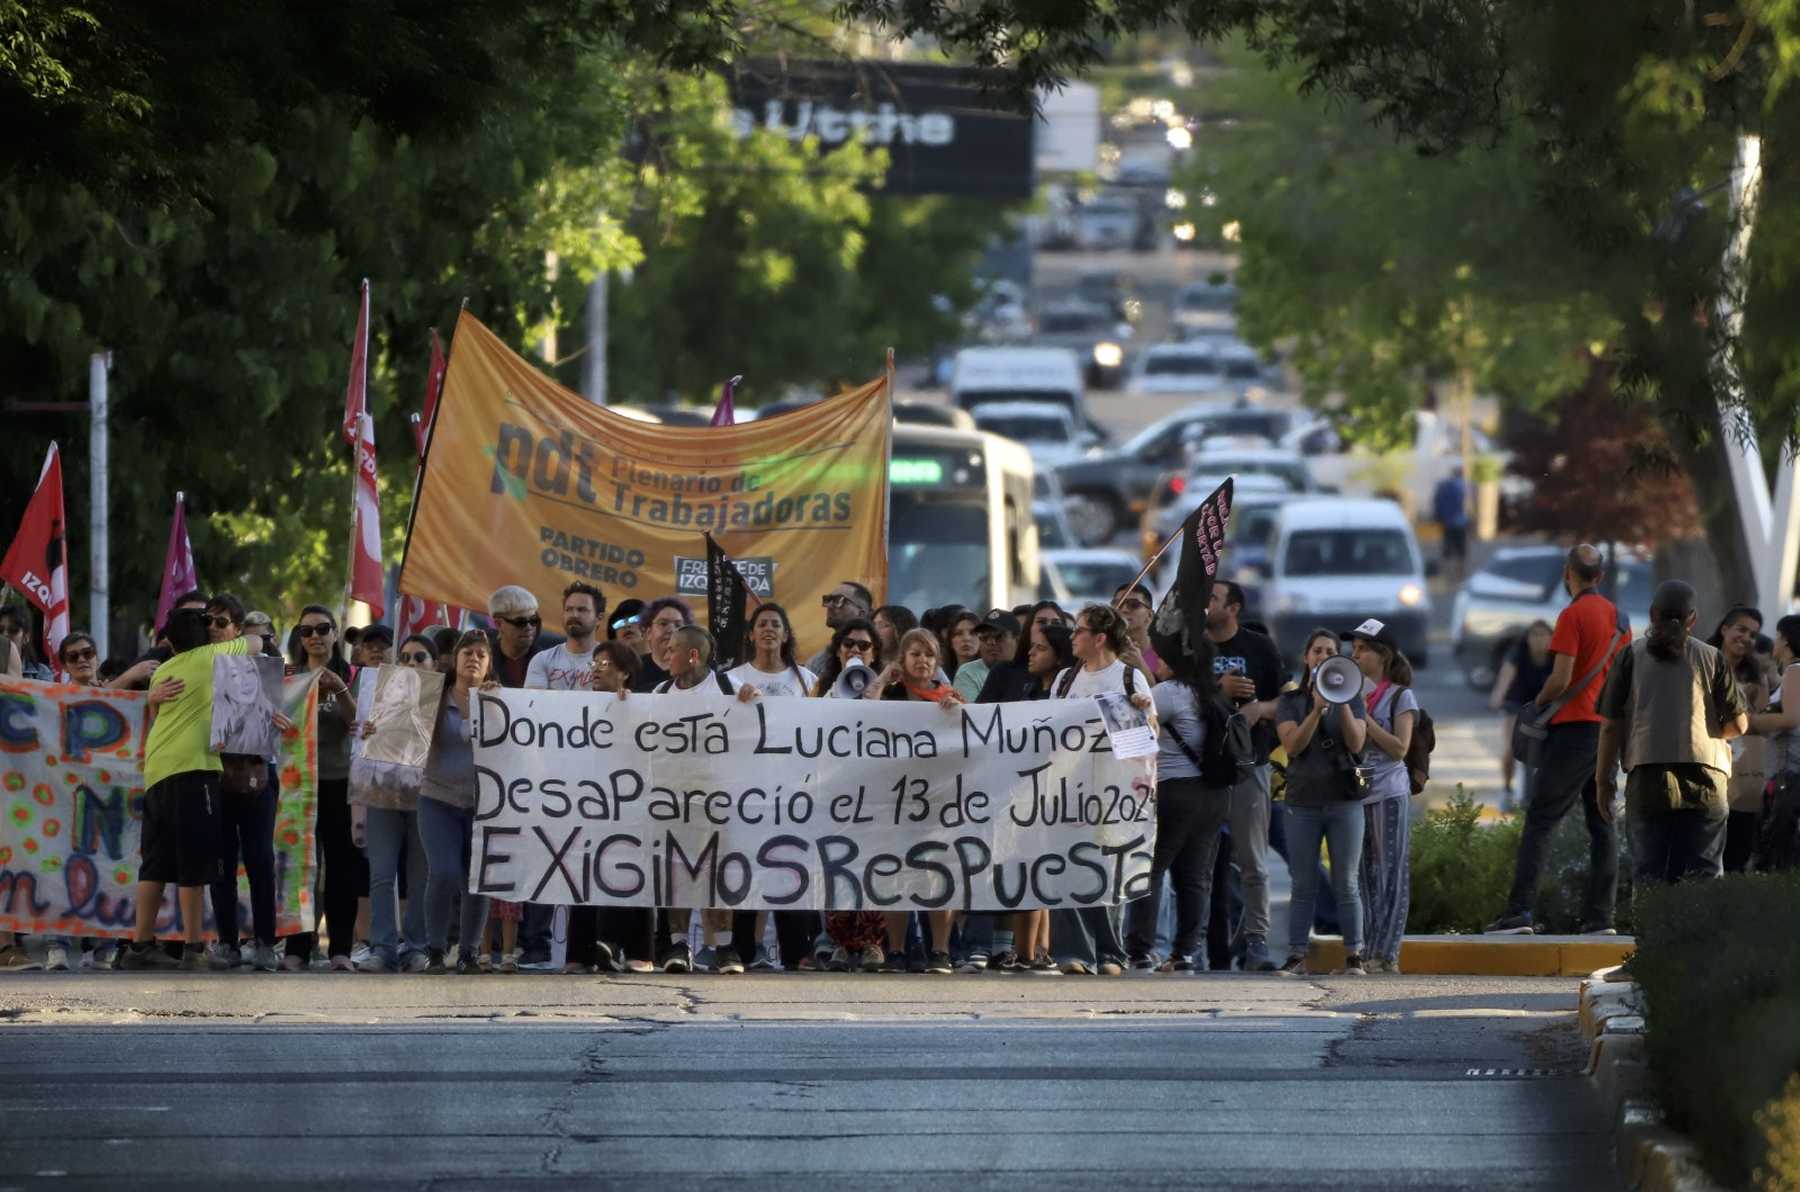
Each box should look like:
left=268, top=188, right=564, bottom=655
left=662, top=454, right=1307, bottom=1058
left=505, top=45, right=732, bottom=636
left=359, top=623, right=395, bottom=646
left=977, top=609, right=1022, bottom=637
left=1346, top=618, right=1400, bottom=651
left=243, top=611, right=274, bottom=629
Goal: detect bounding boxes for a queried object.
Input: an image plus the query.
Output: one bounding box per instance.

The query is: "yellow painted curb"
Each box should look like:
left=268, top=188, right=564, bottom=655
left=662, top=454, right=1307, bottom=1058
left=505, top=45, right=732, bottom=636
left=1305, top=935, right=1635, bottom=976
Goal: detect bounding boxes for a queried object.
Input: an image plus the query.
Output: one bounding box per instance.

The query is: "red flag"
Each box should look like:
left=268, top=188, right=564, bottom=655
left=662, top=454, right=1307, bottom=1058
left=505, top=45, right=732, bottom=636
left=710, top=374, right=741, bottom=427
left=341, top=279, right=371, bottom=446
left=153, top=492, right=198, bottom=634
left=395, top=593, right=449, bottom=644
left=413, top=328, right=447, bottom=459
left=1, top=443, right=70, bottom=664
left=349, top=411, right=385, bottom=618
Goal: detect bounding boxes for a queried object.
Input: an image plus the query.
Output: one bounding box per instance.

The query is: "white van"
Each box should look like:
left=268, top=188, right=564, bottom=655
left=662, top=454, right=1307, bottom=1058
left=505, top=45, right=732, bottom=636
left=1263, top=498, right=1432, bottom=667
left=950, top=347, right=1089, bottom=429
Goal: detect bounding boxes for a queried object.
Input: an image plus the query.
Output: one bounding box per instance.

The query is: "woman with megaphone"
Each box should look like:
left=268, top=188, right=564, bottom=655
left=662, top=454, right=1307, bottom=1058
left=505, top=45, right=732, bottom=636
left=1347, top=619, right=1420, bottom=975
left=1274, top=630, right=1369, bottom=976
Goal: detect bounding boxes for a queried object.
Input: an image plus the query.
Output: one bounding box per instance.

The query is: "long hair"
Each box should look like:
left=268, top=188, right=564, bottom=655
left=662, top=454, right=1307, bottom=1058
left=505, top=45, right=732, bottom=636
left=873, top=604, right=918, bottom=665
left=1775, top=615, right=1800, bottom=664
left=287, top=604, right=349, bottom=679
left=1164, top=636, right=1219, bottom=701
left=812, top=616, right=876, bottom=696
left=1707, top=604, right=1764, bottom=683
left=1027, top=623, right=1078, bottom=695
left=746, top=601, right=800, bottom=673
left=1646, top=580, right=1698, bottom=662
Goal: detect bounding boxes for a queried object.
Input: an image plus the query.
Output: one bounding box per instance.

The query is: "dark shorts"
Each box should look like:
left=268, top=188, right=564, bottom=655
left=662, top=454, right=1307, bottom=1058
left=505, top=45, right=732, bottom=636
left=140, top=771, right=225, bottom=888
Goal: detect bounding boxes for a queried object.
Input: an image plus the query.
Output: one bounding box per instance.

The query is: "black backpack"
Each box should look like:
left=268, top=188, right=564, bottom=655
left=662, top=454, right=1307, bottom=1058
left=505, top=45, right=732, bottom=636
left=1406, top=706, right=1436, bottom=795
left=1164, top=693, right=1252, bottom=789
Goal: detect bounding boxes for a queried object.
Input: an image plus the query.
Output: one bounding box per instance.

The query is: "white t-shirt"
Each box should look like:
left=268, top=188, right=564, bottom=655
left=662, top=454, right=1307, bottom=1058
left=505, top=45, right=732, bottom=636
left=1051, top=660, right=1154, bottom=701
left=524, top=641, right=598, bottom=691
left=727, top=660, right=818, bottom=699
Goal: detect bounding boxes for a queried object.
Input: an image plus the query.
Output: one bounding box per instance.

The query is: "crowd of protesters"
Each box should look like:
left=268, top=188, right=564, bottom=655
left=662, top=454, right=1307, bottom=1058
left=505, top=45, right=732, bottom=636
left=0, top=539, right=1769, bottom=976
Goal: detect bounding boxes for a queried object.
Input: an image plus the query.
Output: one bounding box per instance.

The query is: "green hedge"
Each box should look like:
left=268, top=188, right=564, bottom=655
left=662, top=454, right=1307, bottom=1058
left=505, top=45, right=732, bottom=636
left=1406, top=786, right=1636, bottom=935
left=1632, top=874, right=1800, bottom=1187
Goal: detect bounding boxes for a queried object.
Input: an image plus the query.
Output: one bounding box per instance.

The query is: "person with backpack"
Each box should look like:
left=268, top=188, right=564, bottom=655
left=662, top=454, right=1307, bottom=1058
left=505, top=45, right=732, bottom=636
left=1124, top=635, right=1239, bottom=971
left=1347, top=619, right=1420, bottom=974
left=1274, top=630, right=1369, bottom=976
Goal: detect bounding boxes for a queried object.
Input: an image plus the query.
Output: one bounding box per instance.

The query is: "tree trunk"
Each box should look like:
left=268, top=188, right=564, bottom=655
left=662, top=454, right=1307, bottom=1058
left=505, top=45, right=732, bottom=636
left=1666, top=427, right=1760, bottom=608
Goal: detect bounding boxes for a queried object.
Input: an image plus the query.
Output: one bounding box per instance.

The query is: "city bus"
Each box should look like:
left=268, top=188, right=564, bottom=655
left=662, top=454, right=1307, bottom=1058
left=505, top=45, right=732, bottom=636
left=887, top=423, right=1039, bottom=613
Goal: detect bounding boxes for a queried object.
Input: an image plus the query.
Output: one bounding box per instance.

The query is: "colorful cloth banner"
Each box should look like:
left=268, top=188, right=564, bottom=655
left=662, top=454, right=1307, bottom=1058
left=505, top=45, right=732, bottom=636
left=398, top=311, right=890, bottom=652
left=0, top=673, right=320, bottom=940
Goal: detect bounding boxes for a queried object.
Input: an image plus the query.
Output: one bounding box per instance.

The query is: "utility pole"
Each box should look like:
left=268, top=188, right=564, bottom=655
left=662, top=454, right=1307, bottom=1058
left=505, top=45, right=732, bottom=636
left=581, top=274, right=608, bottom=405
left=88, top=352, right=110, bottom=659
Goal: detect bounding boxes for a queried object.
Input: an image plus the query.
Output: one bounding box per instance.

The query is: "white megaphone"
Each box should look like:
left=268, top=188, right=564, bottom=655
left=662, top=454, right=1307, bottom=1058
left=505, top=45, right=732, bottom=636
left=835, top=658, right=875, bottom=700
left=1314, top=654, right=1363, bottom=705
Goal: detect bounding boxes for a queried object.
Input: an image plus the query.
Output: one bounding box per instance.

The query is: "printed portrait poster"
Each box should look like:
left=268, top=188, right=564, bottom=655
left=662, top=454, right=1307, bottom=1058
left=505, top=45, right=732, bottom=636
left=210, top=653, right=285, bottom=761
left=397, top=310, right=891, bottom=654
left=349, top=664, right=443, bottom=808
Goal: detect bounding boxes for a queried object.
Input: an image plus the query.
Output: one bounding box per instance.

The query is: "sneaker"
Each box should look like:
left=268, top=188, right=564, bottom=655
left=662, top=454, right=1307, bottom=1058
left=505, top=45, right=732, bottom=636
left=456, top=951, right=485, bottom=975
left=1277, top=954, right=1309, bottom=976
left=828, top=946, right=854, bottom=973
left=499, top=950, right=521, bottom=974
left=329, top=954, right=356, bottom=973
left=0, top=944, right=39, bottom=971
left=1160, top=955, right=1197, bottom=973
left=350, top=941, right=373, bottom=968
left=84, top=942, right=119, bottom=971
left=117, top=942, right=179, bottom=971
left=880, top=950, right=910, bottom=974
left=860, top=943, right=885, bottom=973
left=748, top=944, right=781, bottom=972
left=957, top=950, right=989, bottom=974
left=44, top=943, right=70, bottom=972
left=593, top=941, right=629, bottom=974
left=1334, top=953, right=1368, bottom=976
left=1098, top=961, right=1125, bottom=976
left=925, top=950, right=953, bottom=975
left=625, top=958, right=656, bottom=974
left=207, top=942, right=240, bottom=971
left=518, top=955, right=561, bottom=973
left=990, top=950, right=1020, bottom=972
left=1579, top=923, right=1619, bottom=936
left=477, top=952, right=493, bottom=973
left=280, top=953, right=306, bottom=973
left=693, top=945, right=718, bottom=973
left=251, top=944, right=280, bottom=973
left=424, top=949, right=448, bottom=975
left=180, top=946, right=210, bottom=972
left=1241, top=936, right=1279, bottom=972
left=1128, top=955, right=1157, bottom=972
left=354, top=952, right=395, bottom=973
left=1059, top=960, right=1095, bottom=976
left=713, top=947, right=745, bottom=975
left=1028, top=956, right=1062, bottom=976
left=660, top=941, right=693, bottom=974
left=1484, top=913, right=1536, bottom=935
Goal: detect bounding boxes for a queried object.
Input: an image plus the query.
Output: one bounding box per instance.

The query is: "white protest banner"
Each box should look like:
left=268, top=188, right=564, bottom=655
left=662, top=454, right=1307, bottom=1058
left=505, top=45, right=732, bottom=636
left=470, top=688, right=1157, bottom=912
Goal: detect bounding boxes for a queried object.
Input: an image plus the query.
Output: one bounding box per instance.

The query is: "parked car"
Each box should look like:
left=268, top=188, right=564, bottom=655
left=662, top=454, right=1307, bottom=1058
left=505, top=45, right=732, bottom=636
left=1171, top=278, right=1239, bottom=338
left=1055, top=400, right=1303, bottom=546
left=1041, top=548, right=1146, bottom=609
left=950, top=346, right=1091, bottom=427
left=1212, top=339, right=1275, bottom=398
left=1263, top=498, right=1432, bottom=666
left=1033, top=301, right=1132, bottom=389
left=1072, top=195, right=1145, bottom=251
left=1129, top=342, right=1225, bottom=396
left=1033, top=470, right=1079, bottom=551
left=1449, top=544, right=1654, bottom=689
left=1145, top=444, right=1314, bottom=543
left=971, top=401, right=1101, bottom=471
left=1073, top=272, right=1143, bottom=326
left=894, top=401, right=975, bottom=431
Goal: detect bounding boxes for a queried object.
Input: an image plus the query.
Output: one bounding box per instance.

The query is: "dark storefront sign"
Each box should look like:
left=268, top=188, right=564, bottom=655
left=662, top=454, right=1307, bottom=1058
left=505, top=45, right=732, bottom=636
left=727, top=59, right=1034, bottom=199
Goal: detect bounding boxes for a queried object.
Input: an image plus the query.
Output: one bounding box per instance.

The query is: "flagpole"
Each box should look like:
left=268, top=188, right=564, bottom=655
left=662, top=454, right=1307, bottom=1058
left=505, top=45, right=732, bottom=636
left=340, top=278, right=371, bottom=631
left=89, top=351, right=110, bottom=659
left=1117, top=523, right=1184, bottom=609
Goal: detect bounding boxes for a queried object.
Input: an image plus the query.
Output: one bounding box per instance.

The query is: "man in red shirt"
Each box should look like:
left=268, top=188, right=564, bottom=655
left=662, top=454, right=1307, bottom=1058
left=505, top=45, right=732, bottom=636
left=1489, top=545, right=1631, bottom=934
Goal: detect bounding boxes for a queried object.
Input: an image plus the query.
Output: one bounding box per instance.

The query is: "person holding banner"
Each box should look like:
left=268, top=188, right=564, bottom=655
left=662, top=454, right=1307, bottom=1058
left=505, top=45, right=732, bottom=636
left=526, top=582, right=606, bottom=691
left=1047, top=605, right=1154, bottom=977
left=281, top=605, right=360, bottom=971
left=352, top=641, right=439, bottom=974
left=866, top=627, right=970, bottom=974
left=205, top=594, right=283, bottom=973
left=635, top=596, right=694, bottom=692
left=567, top=641, right=654, bottom=974
left=419, top=630, right=500, bottom=974
left=871, top=605, right=917, bottom=670
left=117, top=608, right=275, bottom=971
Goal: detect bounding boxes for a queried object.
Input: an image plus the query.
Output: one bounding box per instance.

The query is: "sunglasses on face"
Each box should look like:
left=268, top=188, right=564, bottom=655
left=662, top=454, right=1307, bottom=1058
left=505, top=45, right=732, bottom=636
left=399, top=651, right=432, bottom=665
left=498, top=616, right=541, bottom=629
left=297, top=624, right=334, bottom=638
left=208, top=615, right=237, bottom=630
left=62, top=648, right=97, bottom=663
left=610, top=615, right=640, bottom=630
left=842, top=639, right=875, bottom=652
left=821, top=594, right=855, bottom=608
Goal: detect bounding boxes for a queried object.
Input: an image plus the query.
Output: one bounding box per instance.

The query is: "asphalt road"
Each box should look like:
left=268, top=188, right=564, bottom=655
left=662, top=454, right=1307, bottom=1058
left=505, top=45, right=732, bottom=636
left=0, top=971, right=1617, bottom=1189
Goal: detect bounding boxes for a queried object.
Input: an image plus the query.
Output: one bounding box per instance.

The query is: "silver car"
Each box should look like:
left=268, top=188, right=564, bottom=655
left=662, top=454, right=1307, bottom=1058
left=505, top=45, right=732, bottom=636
left=1449, top=545, right=1654, bottom=689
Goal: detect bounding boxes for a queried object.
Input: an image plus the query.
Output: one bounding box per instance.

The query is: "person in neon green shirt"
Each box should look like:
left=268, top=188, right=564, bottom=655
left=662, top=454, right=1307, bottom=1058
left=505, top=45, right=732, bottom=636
left=120, top=608, right=285, bottom=971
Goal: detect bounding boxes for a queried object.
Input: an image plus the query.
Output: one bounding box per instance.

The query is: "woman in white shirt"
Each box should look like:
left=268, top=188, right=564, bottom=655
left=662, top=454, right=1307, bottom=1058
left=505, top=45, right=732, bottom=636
left=726, top=603, right=817, bottom=699
left=1048, top=604, right=1154, bottom=975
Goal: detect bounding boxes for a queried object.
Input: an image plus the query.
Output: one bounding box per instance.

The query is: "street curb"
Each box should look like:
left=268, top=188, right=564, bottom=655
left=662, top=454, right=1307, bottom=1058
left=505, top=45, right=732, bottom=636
left=1303, top=934, right=1634, bottom=976
left=1578, top=966, right=1726, bottom=1192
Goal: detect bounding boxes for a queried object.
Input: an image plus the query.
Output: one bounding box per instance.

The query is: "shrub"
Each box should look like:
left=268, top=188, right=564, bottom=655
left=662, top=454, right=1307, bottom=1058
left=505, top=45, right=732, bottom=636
left=1633, top=874, right=1800, bottom=1187
left=1755, top=1075, right=1800, bottom=1191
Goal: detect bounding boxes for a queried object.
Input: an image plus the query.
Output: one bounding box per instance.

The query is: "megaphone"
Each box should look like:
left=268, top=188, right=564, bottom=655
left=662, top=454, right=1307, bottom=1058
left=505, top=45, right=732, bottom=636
left=1314, top=654, right=1363, bottom=705
left=835, top=658, right=875, bottom=700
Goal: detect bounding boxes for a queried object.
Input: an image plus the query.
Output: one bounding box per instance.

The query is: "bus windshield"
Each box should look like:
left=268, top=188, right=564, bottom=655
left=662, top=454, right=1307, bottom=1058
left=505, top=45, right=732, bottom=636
left=889, top=492, right=991, bottom=611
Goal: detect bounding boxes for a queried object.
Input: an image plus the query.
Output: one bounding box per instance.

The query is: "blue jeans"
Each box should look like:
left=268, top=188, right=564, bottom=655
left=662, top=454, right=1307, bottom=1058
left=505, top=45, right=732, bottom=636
left=1270, top=800, right=1339, bottom=934
left=365, top=806, right=428, bottom=963
left=209, top=769, right=279, bottom=947
left=1052, top=905, right=1128, bottom=970
left=417, top=797, right=490, bottom=959
left=1285, top=802, right=1364, bottom=958
left=1630, top=801, right=1727, bottom=886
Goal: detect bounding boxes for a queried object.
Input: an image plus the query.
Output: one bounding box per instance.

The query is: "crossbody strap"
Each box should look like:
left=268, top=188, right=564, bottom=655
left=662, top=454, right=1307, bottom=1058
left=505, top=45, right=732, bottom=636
left=1540, top=628, right=1625, bottom=720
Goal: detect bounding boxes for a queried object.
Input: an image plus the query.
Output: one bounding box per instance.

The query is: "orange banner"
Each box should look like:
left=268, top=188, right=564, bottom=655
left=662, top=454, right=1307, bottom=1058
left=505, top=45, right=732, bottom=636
left=398, top=312, right=890, bottom=653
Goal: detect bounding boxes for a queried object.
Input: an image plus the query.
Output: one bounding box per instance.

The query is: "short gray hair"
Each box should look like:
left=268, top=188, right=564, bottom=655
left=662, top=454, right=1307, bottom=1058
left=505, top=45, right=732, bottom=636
left=488, top=585, right=539, bottom=618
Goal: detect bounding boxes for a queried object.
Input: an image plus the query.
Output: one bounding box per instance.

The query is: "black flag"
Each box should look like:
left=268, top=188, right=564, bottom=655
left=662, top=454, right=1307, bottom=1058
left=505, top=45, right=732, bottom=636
left=1149, top=477, right=1234, bottom=667
left=705, top=533, right=751, bottom=669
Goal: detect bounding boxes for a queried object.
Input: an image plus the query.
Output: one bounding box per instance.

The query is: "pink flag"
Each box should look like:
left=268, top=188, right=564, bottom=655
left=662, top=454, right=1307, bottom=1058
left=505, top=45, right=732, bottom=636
left=152, top=492, right=197, bottom=634
left=412, top=328, right=447, bottom=459
left=709, top=374, right=742, bottom=427
left=341, top=279, right=371, bottom=446
left=1, top=443, right=70, bottom=663
left=349, top=412, right=385, bottom=618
